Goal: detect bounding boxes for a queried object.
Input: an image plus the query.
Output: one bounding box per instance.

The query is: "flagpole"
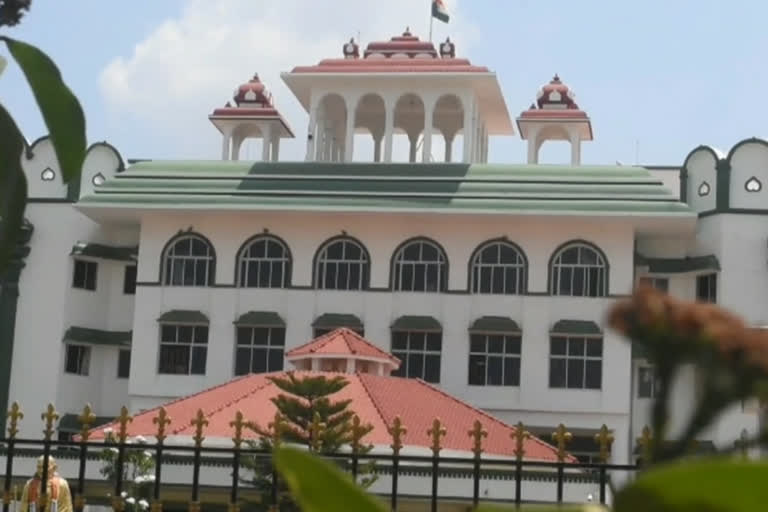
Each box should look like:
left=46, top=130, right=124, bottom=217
left=429, top=0, right=434, bottom=42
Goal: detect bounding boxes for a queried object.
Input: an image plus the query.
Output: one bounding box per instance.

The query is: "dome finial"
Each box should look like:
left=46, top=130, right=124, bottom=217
left=552, top=73, right=560, bottom=83
left=403, top=26, right=411, bottom=36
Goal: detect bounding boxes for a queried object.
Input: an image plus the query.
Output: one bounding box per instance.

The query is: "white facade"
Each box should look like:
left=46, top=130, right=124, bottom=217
left=4, top=32, right=763, bottom=472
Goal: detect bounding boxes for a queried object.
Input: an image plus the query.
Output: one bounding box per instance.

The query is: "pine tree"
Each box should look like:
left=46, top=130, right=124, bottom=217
left=241, top=372, right=376, bottom=510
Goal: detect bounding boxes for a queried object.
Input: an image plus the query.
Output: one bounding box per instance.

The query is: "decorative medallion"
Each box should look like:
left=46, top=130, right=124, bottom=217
left=40, top=167, right=55, bottom=181
left=697, top=181, right=711, bottom=197
left=745, top=176, right=762, bottom=192
left=92, top=173, right=105, bottom=186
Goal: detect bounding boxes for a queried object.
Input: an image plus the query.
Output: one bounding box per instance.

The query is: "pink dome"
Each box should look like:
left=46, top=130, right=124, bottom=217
left=233, top=73, right=272, bottom=106
left=536, top=74, right=578, bottom=109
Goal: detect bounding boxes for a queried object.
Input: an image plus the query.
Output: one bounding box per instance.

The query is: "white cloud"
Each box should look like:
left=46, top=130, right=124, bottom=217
left=100, top=0, right=476, bottom=161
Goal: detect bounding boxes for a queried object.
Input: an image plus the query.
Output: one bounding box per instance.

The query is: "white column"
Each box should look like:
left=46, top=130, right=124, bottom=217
left=261, top=128, right=271, bottom=161
left=384, top=102, right=394, bottom=162
left=311, top=358, right=320, bottom=371
left=323, top=121, right=333, bottom=161
left=526, top=126, right=540, bottom=164
left=271, top=135, right=280, bottom=162
left=344, top=103, right=356, bottom=162
left=408, top=134, right=418, bottom=163
left=373, top=134, right=382, bottom=162
left=462, top=97, right=476, bottom=163
left=221, top=134, right=231, bottom=161
left=306, top=103, right=318, bottom=161
left=570, top=132, right=581, bottom=165
left=346, top=358, right=355, bottom=374
left=444, top=135, right=453, bottom=162
left=422, top=101, right=434, bottom=163
left=232, top=135, right=244, bottom=161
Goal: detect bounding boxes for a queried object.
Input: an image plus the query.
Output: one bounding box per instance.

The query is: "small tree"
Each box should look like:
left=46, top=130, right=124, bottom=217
left=241, top=372, right=376, bottom=510
left=99, top=429, right=155, bottom=512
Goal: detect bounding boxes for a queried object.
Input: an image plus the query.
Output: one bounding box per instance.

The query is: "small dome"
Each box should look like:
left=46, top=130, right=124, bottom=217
left=233, top=73, right=272, bottom=106
left=536, top=74, right=578, bottom=109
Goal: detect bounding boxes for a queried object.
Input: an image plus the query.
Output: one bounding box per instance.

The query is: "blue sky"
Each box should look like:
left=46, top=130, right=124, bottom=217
left=2, top=0, right=766, bottom=166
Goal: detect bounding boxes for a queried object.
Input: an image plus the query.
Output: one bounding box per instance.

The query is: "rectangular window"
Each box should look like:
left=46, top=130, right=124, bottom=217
left=123, top=265, right=137, bottom=294
left=158, top=324, right=208, bottom=375
left=549, top=335, right=602, bottom=390
left=468, top=333, right=521, bottom=386
left=637, top=365, right=660, bottom=398
left=234, top=326, right=286, bottom=376
left=391, top=331, right=442, bottom=383
left=638, top=277, right=669, bottom=292
left=696, top=273, right=717, bottom=303
left=72, top=260, right=98, bottom=291
left=117, top=349, right=131, bottom=379
left=64, top=344, right=91, bottom=376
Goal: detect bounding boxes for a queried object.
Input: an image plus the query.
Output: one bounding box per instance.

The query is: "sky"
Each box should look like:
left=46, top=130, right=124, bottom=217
left=1, top=0, right=767, bottom=166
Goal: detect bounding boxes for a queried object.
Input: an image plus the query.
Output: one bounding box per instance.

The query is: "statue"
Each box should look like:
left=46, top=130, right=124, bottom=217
left=19, top=456, right=73, bottom=512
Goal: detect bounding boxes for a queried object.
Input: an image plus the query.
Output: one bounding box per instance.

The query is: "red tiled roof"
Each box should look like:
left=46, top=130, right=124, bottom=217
left=89, top=371, right=565, bottom=461
left=286, top=328, right=400, bottom=365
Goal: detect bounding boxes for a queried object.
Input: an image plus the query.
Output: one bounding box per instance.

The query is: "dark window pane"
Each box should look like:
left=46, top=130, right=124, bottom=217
left=85, top=262, right=97, bottom=290
left=194, top=326, right=208, bottom=344
left=480, top=267, right=492, bottom=294
left=252, top=348, right=267, bottom=373
left=560, top=247, right=579, bottom=264
left=505, top=336, right=521, bottom=354
left=468, top=355, right=486, bottom=385
left=426, top=332, right=442, bottom=351
left=178, top=326, right=193, bottom=343
left=191, top=347, right=207, bottom=375
left=407, top=353, right=424, bottom=378
left=491, top=267, right=505, bottom=294
left=586, top=339, right=603, bottom=357
left=253, top=328, right=270, bottom=345
left=256, top=261, right=270, bottom=287
left=191, top=239, right=208, bottom=256
left=580, top=248, right=598, bottom=265
left=176, top=238, right=191, bottom=255
left=266, top=240, right=283, bottom=258
left=345, top=242, right=361, bottom=260
left=324, top=262, right=337, bottom=289
left=271, top=328, right=286, bottom=346
left=568, top=338, right=585, bottom=356
left=161, top=325, right=177, bottom=342
left=159, top=346, right=189, bottom=374
left=558, top=267, right=572, bottom=295
left=421, top=243, right=438, bottom=261
left=73, top=260, right=86, bottom=288
left=488, top=336, right=504, bottom=353
left=567, top=359, right=585, bottom=388
left=572, top=267, right=585, bottom=296
left=638, top=367, right=653, bottom=398
left=123, top=266, right=137, bottom=295
left=550, top=358, right=566, bottom=388
left=195, top=260, right=209, bottom=285
left=470, top=335, right=485, bottom=353
left=237, top=327, right=252, bottom=346
left=235, top=348, right=251, bottom=376
left=270, top=262, right=284, bottom=287
left=424, top=354, right=441, bottom=383
left=480, top=246, right=497, bottom=263
left=348, top=263, right=361, bottom=290
left=585, top=360, right=602, bottom=389
left=182, top=261, right=196, bottom=286
left=400, top=264, right=414, bottom=291
left=410, top=334, right=425, bottom=351
left=487, top=357, right=503, bottom=386
left=504, top=357, right=520, bottom=386
left=268, top=349, right=283, bottom=371
left=392, top=332, right=408, bottom=350
left=403, top=243, right=420, bottom=260
left=391, top=352, right=406, bottom=376
left=506, top=267, right=521, bottom=294
left=117, top=349, right=131, bottom=379
left=326, top=242, right=343, bottom=259
left=550, top=337, right=567, bottom=355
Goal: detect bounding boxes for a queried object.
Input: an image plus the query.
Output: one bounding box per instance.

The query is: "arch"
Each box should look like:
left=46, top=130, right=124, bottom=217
left=160, top=232, right=216, bottom=287
left=433, top=94, right=465, bottom=162
left=354, top=93, right=386, bottom=162
left=394, top=93, right=425, bottom=163
left=548, top=240, right=609, bottom=297
left=468, top=238, right=528, bottom=295
left=85, top=141, right=126, bottom=172
left=314, top=93, right=348, bottom=162
left=725, top=137, right=768, bottom=163
left=235, top=234, right=293, bottom=288
left=312, top=235, right=371, bottom=291
left=390, top=236, right=448, bottom=292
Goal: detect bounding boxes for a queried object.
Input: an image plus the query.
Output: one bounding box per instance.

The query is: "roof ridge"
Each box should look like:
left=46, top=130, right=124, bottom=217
left=356, top=373, right=391, bottom=437
left=341, top=329, right=400, bottom=363
left=285, top=328, right=339, bottom=355
left=411, top=378, right=562, bottom=461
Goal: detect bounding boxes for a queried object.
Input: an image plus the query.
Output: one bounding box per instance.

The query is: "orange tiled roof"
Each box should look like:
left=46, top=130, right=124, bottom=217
left=286, top=328, right=400, bottom=365
left=90, top=371, right=564, bottom=461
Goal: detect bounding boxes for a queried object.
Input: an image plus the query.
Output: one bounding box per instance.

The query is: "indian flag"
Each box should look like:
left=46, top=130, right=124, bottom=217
left=432, top=0, right=449, bottom=23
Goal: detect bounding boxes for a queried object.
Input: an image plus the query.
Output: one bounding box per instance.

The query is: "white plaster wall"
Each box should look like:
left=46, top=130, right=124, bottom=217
left=22, top=137, right=69, bottom=199
left=728, top=141, right=768, bottom=210
left=684, top=149, right=718, bottom=212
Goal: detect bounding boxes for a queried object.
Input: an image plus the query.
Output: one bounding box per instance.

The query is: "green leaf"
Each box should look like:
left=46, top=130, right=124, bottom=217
left=0, top=103, right=28, bottom=275
left=273, top=445, right=386, bottom=512
left=614, top=458, right=768, bottom=512
left=1, top=37, right=86, bottom=182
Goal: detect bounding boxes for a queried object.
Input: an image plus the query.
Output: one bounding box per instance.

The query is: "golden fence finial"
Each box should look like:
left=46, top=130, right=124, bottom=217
left=230, top=411, right=246, bottom=449
left=7, top=401, right=23, bottom=439
left=427, top=418, right=447, bottom=457
left=637, top=425, right=653, bottom=464
left=153, top=407, right=172, bottom=444
left=388, top=416, right=407, bottom=456
left=41, top=403, right=59, bottom=441
left=594, top=424, right=614, bottom=463
left=551, top=423, right=572, bottom=463
left=116, top=406, right=133, bottom=443
left=512, top=422, right=530, bottom=462
left=268, top=412, right=284, bottom=448
left=468, top=419, right=487, bottom=459
left=350, top=414, right=370, bottom=455
left=309, top=412, right=325, bottom=452
left=78, top=404, right=97, bottom=442
left=190, top=409, right=208, bottom=448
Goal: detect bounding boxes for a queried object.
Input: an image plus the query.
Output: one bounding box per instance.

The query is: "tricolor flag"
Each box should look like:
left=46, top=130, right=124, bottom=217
left=432, top=0, right=449, bottom=23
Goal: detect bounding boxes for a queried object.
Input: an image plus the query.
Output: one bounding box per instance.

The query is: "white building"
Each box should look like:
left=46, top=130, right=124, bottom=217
left=2, top=29, right=762, bottom=465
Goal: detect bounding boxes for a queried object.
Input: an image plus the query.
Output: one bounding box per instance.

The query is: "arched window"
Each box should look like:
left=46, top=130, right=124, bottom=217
left=162, top=234, right=215, bottom=286
left=237, top=235, right=291, bottom=288
left=392, top=238, right=447, bottom=292
left=314, top=237, right=370, bottom=290
left=550, top=242, right=607, bottom=297
left=470, top=240, right=527, bottom=294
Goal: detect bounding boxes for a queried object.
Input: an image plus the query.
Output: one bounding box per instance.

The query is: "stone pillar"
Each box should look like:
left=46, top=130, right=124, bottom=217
left=306, top=105, right=318, bottom=161
left=527, top=127, right=540, bottom=164
left=422, top=101, right=435, bottom=163
left=0, top=220, right=33, bottom=431
left=444, top=134, right=454, bottom=162
left=373, top=135, right=383, bottom=162
left=261, top=128, right=271, bottom=161
left=271, top=136, right=280, bottom=162
left=221, top=134, right=231, bottom=161
left=232, top=135, right=244, bottom=161
left=346, top=358, right=355, bottom=374
left=408, top=134, right=419, bottom=163
left=462, top=98, right=476, bottom=163
left=384, top=104, right=394, bottom=162
left=570, top=132, right=581, bottom=165
left=344, top=109, right=355, bottom=162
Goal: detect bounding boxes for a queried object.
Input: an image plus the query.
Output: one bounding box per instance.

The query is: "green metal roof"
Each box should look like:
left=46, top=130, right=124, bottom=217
left=312, top=313, right=363, bottom=329
left=636, top=254, right=720, bottom=274
left=235, top=311, right=285, bottom=327
left=157, top=310, right=209, bottom=324
left=76, top=161, right=694, bottom=217
left=391, top=315, right=442, bottom=331
left=71, top=242, right=138, bottom=262
left=469, top=316, right=521, bottom=333
left=551, top=320, right=602, bottom=336
left=62, top=327, right=132, bottom=347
